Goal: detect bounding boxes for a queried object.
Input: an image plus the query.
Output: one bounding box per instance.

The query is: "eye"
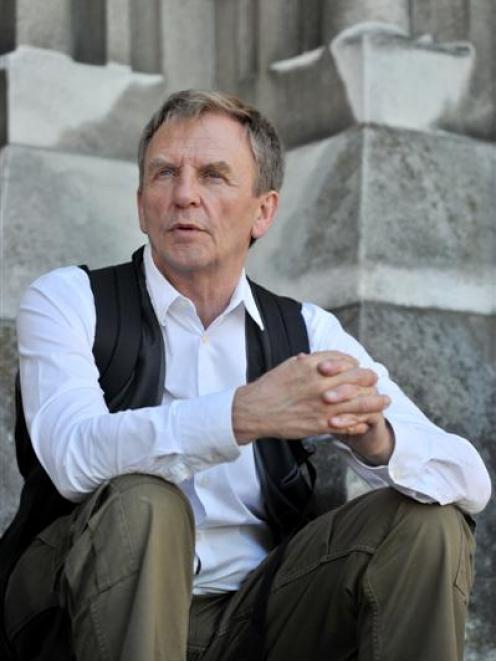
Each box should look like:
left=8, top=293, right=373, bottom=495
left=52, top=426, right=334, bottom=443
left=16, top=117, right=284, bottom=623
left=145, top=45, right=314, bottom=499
left=158, top=166, right=176, bottom=178
left=203, top=169, right=226, bottom=182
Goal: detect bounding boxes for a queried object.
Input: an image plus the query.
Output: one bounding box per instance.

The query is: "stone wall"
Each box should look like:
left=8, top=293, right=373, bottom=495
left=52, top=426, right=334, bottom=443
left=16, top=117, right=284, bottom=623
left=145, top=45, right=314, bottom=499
left=1, top=1, right=494, bottom=657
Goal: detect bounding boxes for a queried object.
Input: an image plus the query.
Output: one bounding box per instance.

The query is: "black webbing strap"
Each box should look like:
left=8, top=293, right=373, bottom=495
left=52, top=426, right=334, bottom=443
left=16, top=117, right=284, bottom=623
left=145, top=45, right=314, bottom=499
left=249, top=280, right=310, bottom=363
left=239, top=281, right=315, bottom=661
left=249, top=281, right=315, bottom=529
left=81, top=261, right=142, bottom=406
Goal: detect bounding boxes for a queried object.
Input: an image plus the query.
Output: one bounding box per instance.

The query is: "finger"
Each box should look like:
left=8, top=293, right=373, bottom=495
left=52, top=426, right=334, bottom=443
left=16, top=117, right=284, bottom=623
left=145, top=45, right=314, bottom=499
left=317, top=355, right=358, bottom=377
left=331, top=422, right=371, bottom=437
left=322, top=384, right=377, bottom=404
left=327, top=394, right=391, bottom=423
left=325, top=367, right=379, bottom=390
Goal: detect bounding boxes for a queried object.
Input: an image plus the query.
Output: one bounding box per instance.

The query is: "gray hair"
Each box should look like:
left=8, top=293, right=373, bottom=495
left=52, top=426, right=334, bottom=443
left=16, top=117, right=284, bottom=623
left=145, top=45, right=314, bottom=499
left=137, top=89, right=284, bottom=195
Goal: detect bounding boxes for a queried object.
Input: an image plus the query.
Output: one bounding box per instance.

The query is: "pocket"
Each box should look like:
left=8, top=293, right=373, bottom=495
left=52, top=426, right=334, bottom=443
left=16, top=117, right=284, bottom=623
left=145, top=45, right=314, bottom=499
left=453, top=515, right=476, bottom=602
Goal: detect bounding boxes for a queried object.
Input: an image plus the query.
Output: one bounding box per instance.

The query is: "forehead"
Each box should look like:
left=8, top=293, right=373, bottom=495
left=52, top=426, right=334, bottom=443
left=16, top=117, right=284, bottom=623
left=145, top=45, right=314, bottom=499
left=146, top=112, right=255, bottom=166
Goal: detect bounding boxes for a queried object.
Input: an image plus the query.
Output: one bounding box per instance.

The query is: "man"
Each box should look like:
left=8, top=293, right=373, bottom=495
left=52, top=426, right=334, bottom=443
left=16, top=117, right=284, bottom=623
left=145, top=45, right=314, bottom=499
left=3, top=90, right=491, bottom=661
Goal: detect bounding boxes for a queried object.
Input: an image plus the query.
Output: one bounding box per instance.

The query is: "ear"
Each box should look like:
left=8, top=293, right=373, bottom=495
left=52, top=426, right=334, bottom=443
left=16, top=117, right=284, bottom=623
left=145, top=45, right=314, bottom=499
left=137, top=188, right=147, bottom=234
left=251, top=191, right=279, bottom=240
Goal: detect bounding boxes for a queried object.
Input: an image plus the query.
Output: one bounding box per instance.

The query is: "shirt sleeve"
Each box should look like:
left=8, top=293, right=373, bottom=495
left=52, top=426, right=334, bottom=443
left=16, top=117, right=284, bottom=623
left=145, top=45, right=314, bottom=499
left=17, top=267, right=240, bottom=503
left=301, top=302, right=492, bottom=515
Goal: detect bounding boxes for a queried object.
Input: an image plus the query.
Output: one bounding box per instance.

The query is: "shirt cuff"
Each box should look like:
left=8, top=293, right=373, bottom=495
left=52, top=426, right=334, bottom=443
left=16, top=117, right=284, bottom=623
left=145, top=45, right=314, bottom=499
left=339, top=419, right=442, bottom=504
left=166, top=388, right=241, bottom=467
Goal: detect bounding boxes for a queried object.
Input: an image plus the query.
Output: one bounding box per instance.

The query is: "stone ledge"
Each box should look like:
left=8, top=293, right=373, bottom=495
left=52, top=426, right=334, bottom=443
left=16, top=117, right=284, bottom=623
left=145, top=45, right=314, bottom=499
left=248, top=125, right=496, bottom=314
left=0, top=46, right=165, bottom=160
left=0, top=144, right=144, bottom=319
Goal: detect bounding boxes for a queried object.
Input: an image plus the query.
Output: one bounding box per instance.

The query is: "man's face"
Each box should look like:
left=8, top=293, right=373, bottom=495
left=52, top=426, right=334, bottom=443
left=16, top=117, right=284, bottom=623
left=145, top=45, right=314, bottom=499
left=137, top=112, right=278, bottom=285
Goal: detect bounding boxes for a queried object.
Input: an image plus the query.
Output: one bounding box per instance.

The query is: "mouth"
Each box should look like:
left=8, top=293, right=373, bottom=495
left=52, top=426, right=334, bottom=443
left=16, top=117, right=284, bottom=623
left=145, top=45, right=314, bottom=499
left=169, top=223, right=205, bottom=234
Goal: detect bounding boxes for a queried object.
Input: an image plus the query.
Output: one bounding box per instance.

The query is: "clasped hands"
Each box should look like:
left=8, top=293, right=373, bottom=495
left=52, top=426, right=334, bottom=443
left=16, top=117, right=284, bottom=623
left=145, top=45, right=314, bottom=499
left=233, top=351, right=394, bottom=466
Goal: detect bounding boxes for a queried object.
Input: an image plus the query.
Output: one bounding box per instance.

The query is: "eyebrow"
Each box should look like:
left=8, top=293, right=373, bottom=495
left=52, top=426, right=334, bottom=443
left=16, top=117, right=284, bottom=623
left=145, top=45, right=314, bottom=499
left=200, top=161, right=231, bottom=174
left=146, top=158, right=232, bottom=175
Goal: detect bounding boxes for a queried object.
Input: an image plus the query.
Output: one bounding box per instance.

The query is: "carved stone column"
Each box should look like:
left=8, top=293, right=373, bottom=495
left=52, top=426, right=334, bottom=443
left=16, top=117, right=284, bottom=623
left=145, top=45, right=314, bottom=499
left=321, top=0, right=410, bottom=40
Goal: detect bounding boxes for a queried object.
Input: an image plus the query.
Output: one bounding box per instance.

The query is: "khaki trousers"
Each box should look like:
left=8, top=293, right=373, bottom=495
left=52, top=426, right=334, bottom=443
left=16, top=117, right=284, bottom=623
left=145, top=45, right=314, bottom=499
left=5, top=474, right=475, bottom=661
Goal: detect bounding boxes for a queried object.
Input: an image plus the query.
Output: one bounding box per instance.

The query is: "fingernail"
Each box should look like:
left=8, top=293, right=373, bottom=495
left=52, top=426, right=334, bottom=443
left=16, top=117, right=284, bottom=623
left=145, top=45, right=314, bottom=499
left=325, top=390, right=340, bottom=402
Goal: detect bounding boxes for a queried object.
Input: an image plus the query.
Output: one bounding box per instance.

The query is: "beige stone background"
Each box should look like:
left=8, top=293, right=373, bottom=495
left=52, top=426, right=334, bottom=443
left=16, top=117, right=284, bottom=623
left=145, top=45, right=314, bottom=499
left=0, top=1, right=495, bottom=657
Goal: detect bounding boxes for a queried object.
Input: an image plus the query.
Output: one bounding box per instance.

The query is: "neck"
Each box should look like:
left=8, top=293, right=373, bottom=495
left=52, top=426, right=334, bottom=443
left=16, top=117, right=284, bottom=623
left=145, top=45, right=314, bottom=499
left=165, top=269, right=242, bottom=328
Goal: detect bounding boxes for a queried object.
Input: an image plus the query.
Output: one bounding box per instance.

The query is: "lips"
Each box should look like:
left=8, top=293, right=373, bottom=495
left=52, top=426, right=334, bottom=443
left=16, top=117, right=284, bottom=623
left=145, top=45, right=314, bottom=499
left=170, top=223, right=204, bottom=232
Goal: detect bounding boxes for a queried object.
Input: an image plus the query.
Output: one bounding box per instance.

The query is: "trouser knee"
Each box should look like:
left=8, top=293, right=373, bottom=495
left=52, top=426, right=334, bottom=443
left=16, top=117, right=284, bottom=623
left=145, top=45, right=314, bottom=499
left=64, top=474, right=195, bottom=603
left=86, top=473, right=195, bottom=541
left=318, top=488, right=474, bottom=582
left=350, top=488, right=476, bottom=600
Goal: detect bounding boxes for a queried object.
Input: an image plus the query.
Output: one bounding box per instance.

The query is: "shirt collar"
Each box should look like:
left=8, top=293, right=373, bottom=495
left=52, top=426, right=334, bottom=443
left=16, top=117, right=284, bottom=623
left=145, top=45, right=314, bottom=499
left=143, top=243, right=264, bottom=330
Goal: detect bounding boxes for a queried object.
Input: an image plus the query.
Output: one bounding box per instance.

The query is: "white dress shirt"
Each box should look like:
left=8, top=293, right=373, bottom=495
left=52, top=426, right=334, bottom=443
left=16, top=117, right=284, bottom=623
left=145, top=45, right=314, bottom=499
left=17, top=245, right=491, bottom=593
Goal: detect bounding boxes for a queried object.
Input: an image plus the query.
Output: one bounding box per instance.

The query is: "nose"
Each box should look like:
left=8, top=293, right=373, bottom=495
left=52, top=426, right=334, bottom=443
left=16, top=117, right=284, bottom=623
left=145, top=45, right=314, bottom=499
left=172, top=170, right=200, bottom=208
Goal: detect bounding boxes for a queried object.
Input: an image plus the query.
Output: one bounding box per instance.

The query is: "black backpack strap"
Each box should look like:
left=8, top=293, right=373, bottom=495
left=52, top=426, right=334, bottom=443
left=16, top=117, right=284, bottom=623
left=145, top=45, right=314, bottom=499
left=248, top=280, right=310, bottom=363
left=80, top=260, right=142, bottom=407
left=242, top=281, right=317, bottom=661
left=81, top=247, right=164, bottom=412
left=247, top=280, right=315, bottom=537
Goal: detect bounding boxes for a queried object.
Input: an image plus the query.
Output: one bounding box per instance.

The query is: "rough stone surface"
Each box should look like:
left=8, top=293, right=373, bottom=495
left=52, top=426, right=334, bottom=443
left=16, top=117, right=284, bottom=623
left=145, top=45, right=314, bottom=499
left=248, top=127, right=362, bottom=308
left=1, top=47, right=165, bottom=160
left=248, top=126, right=496, bottom=315
left=0, top=145, right=144, bottom=319
left=0, top=320, right=21, bottom=534
left=362, top=126, right=496, bottom=272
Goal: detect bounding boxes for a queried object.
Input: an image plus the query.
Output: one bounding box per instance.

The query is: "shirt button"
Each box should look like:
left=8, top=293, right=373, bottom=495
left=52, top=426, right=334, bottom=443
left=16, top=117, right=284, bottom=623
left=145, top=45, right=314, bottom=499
left=202, top=334, right=209, bottom=344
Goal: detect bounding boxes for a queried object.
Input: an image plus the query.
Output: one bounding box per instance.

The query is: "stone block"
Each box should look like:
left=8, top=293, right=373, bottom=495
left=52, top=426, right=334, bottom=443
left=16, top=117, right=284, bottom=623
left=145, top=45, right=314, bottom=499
left=322, top=0, right=410, bottom=41
left=465, top=1, right=496, bottom=140
left=256, top=0, right=302, bottom=65
left=330, top=23, right=475, bottom=133
left=265, top=45, right=353, bottom=147
left=361, top=127, right=496, bottom=308
left=129, top=0, right=162, bottom=74
left=106, top=0, right=132, bottom=67
left=257, top=3, right=494, bottom=146
left=248, top=125, right=496, bottom=316
left=0, top=68, right=6, bottom=146
left=16, top=0, right=73, bottom=56
left=299, top=0, right=324, bottom=53
left=215, top=0, right=259, bottom=90
left=72, top=1, right=106, bottom=65
left=249, top=125, right=362, bottom=307
left=0, top=320, right=21, bottom=534
left=0, top=46, right=165, bottom=160
left=159, top=0, right=215, bottom=90
left=0, top=0, right=16, bottom=55
left=0, top=145, right=144, bottom=319
left=411, top=0, right=471, bottom=41
left=411, top=0, right=496, bottom=140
